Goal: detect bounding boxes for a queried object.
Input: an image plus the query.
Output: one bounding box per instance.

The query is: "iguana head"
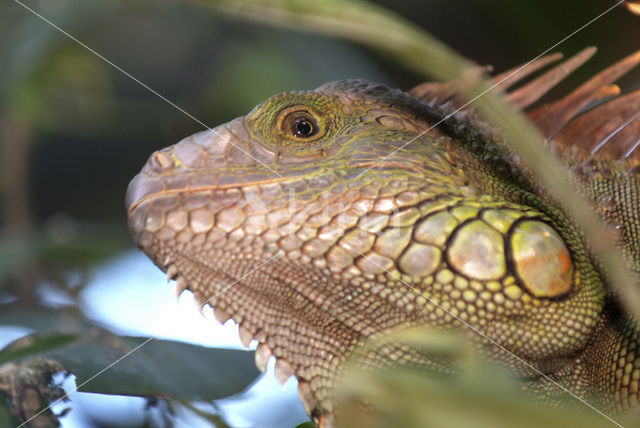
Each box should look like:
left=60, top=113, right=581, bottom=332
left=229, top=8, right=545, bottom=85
left=126, top=78, right=608, bottom=422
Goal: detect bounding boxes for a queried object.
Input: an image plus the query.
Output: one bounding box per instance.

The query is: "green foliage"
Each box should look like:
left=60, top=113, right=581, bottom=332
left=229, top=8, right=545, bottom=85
left=0, top=222, right=130, bottom=293
left=0, top=333, right=78, bottom=366
left=0, top=304, right=261, bottom=425
left=0, top=397, right=22, bottom=428
left=1, top=333, right=259, bottom=399
left=336, top=328, right=623, bottom=428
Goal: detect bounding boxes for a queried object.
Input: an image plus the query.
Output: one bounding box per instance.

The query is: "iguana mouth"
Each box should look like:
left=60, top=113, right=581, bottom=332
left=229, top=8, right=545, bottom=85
left=125, top=116, right=286, bottom=214
left=125, top=174, right=292, bottom=214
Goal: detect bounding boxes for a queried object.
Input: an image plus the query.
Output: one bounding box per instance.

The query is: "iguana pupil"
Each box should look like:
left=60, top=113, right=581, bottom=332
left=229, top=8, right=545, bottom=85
left=283, top=110, right=317, bottom=138
left=293, top=118, right=314, bottom=137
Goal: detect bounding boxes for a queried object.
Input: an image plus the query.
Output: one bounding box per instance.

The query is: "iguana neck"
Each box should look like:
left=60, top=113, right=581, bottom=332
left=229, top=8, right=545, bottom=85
left=580, top=304, right=640, bottom=410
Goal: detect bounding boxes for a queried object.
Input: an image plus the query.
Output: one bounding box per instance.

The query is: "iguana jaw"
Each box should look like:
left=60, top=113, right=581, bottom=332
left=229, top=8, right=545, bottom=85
left=128, top=189, right=346, bottom=422
left=125, top=118, right=417, bottom=421
left=125, top=112, right=481, bottom=424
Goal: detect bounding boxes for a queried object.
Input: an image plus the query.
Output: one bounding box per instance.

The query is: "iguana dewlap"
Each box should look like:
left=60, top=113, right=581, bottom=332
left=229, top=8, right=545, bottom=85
left=126, top=48, right=640, bottom=426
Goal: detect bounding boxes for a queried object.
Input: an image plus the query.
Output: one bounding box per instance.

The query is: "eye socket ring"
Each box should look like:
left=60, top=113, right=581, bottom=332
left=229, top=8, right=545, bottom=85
left=279, top=109, right=321, bottom=140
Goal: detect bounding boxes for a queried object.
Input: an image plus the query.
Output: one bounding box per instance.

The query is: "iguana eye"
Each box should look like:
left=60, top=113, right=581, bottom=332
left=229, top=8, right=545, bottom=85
left=282, top=110, right=319, bottom=139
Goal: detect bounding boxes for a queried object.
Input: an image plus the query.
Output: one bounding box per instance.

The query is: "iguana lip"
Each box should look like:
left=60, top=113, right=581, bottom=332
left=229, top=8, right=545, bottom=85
left=125, top=173, right=165, bottom=214
left=125, top=172, right=289, bottom=214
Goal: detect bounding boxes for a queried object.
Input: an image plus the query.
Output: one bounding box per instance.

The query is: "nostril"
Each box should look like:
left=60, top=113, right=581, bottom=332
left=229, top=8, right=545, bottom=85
left=150, top=151, right=174, bottom=172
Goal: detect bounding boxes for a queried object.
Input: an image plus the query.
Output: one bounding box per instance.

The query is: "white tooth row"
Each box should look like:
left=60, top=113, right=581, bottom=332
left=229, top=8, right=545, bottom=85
left=164, top=267, right=296, bottom=386
left=235, top=321, right=296, bottom=386
left=166, top=265, right=178, bottom=282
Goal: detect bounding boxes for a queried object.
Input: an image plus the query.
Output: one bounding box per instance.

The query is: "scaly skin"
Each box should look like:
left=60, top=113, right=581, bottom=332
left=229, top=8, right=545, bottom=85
left=126, top=74, right=640, bottom=424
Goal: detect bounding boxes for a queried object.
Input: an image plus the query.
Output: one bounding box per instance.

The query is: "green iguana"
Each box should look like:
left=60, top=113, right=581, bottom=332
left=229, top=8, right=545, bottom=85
left=126, top=48, right=640, bottom=426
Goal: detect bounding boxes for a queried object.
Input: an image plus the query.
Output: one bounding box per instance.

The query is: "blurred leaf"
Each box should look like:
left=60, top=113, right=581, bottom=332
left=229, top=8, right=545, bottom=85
left=37, top=220, right=130, bottom=266
left=3, top=1, right=108, bottom=113
left=0, top=333, right=77, bottom=366
left=336, top=364, right=616, bottom=428
left=0, top=317, right=260, bottom=401
left=212, top=41, right=309, bottom=115
left=0, top=304, right=83, bottom=333
left=206, top=32, right=387, bottom=118
left=0, top=396, right=22, bottom=427
left=295, top=422, right=315, bottom=428
left=14, top=46, right=113, bottom=129
left=0, top=220, right=131, bottom=292
left=0, top=235, right=31, bottom=291
left=0, top=303, right=261, bottom=419
left=336, top=328, right=615, bottom=428
left=40, top=337, right=259, bottom=399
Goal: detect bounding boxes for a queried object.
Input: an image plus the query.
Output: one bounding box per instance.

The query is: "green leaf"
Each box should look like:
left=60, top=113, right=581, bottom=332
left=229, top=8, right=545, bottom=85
left=0, top=222, right=131, bottom=290
left=337, top=365, right=616, bottom=428
left=49, top=337, right=259, bottom=399
left=0, top=304, right=260, bottom=401
left=336, top=328, right=615, bottom=428
left=1, top=333, right=259, bottom=400
left=0, top=393, right=22, bottom=427
left=0, top=333, right=78, bottom=366
left=0, top=304, right=79, bottom=333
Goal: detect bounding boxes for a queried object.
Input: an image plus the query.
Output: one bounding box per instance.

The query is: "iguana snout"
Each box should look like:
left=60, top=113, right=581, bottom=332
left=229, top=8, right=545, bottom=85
left=125, top=116, right=283, bottom=214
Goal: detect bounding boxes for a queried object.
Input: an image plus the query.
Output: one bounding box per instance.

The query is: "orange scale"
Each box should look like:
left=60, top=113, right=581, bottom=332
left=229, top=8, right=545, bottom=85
left=510, top=220, right=573, bottom=298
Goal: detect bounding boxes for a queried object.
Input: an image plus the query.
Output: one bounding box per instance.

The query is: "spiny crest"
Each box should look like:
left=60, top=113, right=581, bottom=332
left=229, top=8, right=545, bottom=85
left=409, top=48, right=640, bottom=164
left=316, top=79, right=437, bottom=122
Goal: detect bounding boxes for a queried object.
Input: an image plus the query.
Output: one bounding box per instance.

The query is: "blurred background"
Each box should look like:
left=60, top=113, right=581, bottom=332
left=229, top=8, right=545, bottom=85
left=1, top=0, right=639, bottom=427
